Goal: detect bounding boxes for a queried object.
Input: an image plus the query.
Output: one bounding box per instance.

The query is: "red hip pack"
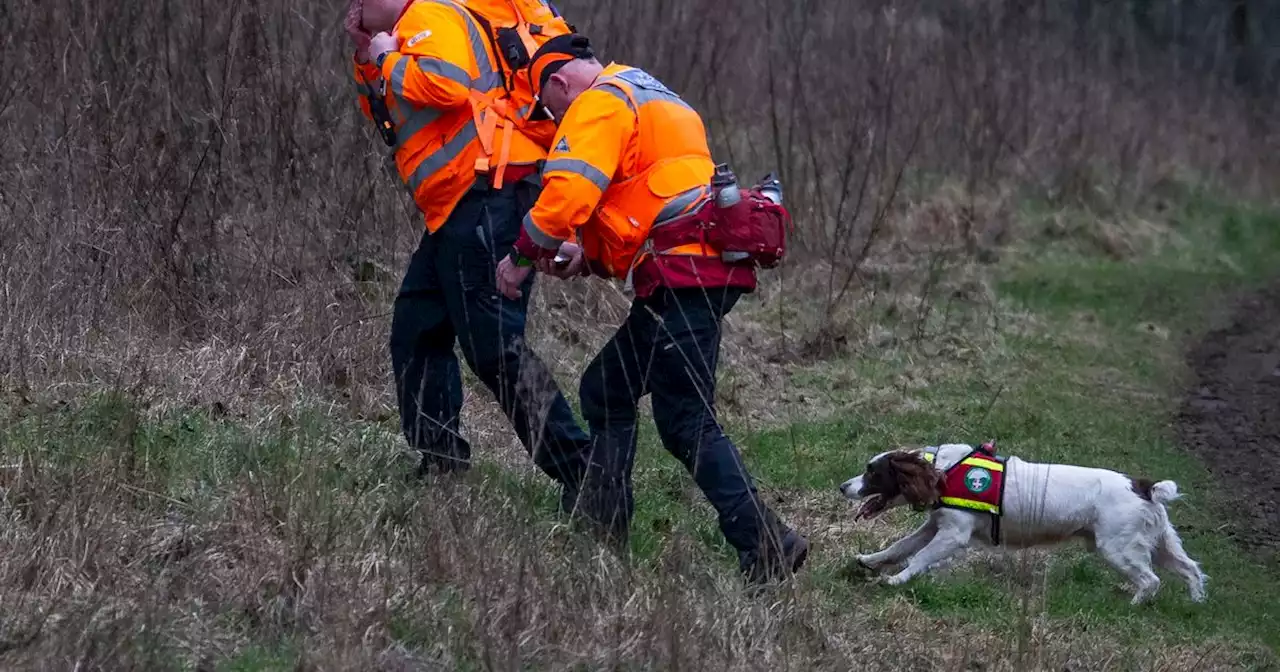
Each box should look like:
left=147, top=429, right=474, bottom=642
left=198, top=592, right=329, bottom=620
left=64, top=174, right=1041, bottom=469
left=702, top=180, right=794, bottom=269
left=646, top=171, right=794, bottom=270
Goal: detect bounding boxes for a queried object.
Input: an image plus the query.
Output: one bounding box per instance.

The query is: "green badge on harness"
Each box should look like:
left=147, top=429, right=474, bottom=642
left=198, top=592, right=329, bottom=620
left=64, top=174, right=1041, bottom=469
left=964, top=466, right=993, bottom=494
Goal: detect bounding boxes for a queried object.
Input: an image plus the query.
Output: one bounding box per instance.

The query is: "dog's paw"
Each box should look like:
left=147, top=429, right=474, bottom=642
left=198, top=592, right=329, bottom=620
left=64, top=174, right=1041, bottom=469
left=855, top=554, right=882, bottom=570
left=882, top=572, right=911, bottom=587
left=838, top=558, right=877, bottom=582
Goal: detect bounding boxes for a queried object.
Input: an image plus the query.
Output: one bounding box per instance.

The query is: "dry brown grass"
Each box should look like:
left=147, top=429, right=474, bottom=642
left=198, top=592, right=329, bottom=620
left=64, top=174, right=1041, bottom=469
left=1, top=408, right=1269, bottom=671
left=2, top=0, right=1279, bottom=667
left=1, top=0, right=1275, bottom=413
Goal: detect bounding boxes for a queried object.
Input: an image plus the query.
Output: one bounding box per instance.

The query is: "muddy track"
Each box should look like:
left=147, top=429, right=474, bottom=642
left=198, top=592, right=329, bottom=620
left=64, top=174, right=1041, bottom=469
left=1176, top=281, right=1280, bottom=556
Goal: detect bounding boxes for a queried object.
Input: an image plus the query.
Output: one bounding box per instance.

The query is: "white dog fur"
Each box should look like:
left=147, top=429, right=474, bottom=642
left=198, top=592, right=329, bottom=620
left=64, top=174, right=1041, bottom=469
left=839, top=443, right=1208, bottom=604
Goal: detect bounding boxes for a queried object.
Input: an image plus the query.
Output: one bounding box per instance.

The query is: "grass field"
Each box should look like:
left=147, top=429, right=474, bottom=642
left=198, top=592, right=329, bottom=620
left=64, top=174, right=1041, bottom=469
left=627, top=185, right=1280, bottom=659
left=4, top=0, right=1279, bottom=667
left=3, top=181, right=1279, bottom=670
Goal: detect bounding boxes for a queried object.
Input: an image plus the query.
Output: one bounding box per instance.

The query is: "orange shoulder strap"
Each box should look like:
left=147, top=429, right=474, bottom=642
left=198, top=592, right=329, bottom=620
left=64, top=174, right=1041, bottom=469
left=468, top=88, right=516, bottom=187
left=446, top=0, right=525, bottom=189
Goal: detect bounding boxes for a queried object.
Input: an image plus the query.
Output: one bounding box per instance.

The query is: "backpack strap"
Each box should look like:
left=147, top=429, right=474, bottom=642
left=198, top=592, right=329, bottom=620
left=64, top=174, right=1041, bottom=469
left=460, top=6, right=512, bottom=94
left=439, top=0, right=529, bottom=188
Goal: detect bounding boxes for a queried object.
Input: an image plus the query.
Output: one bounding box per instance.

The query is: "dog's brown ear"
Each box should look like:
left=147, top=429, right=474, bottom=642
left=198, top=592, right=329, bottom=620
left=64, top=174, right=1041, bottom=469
left=888, top=451, right=944, bottom=510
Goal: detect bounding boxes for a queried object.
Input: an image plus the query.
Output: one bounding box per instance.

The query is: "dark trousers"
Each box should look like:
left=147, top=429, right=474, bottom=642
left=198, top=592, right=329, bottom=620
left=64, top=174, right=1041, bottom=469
left=576, top=286, right=794, bottom=565
left=389, top=179, right=590, bottom=499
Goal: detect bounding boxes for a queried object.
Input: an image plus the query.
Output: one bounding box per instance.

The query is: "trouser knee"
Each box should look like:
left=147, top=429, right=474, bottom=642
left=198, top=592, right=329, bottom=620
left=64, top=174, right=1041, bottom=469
left=579, top=367, right=636, bottom=430
left=460, top=328, right=524, bottom=389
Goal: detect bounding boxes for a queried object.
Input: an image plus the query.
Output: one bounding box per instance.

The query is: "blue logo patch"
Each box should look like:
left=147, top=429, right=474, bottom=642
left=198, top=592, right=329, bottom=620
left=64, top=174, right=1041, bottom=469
left=619, top=69, right=676, bottom=96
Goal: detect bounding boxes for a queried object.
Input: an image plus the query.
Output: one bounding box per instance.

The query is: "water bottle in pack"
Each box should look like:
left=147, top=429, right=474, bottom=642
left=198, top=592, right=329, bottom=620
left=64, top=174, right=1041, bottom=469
left=711, top=163, right=752, bottom=263
left=701, top=163, right=793, bottom=269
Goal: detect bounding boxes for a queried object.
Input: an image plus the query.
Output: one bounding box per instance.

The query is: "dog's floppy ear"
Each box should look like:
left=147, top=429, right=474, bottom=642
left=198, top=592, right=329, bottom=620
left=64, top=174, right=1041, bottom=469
left=887, top=451, right=944, bottom=510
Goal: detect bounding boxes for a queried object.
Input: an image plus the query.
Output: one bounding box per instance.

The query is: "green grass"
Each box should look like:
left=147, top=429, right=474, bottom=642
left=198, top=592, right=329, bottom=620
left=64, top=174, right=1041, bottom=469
left=219, top=643, right=301, bottom=672
left=4, top=187, right=1279, bottom=668
left=468, top=187, right=1280, bottom=655
left=424, top=188, right=1280, bottom=658
left=1004, top=187, right=1280, bottom=327
left=713, top=190, right=1280, bottom=654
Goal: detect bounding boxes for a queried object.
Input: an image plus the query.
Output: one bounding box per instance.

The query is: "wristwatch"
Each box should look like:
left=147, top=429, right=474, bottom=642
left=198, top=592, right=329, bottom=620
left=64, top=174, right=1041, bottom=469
left=509, top=248, right=533, bottom=268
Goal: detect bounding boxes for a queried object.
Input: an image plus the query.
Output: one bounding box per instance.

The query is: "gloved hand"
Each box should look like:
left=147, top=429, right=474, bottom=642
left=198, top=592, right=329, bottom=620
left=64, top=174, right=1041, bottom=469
left=369, top=31, right=399, bottom=64
left=345, top=0, right=372, bottom=60
left=535, top=241, right=585, bottom=279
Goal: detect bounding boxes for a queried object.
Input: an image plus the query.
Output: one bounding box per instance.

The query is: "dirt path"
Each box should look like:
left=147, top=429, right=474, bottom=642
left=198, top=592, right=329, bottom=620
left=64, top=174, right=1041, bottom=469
left=1176, top=281, right=1280, bottom=555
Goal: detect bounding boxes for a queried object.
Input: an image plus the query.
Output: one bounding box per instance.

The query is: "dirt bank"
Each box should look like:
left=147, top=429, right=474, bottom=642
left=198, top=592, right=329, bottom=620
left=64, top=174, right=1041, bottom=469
left=1176, top=281, right=1280, bottom=555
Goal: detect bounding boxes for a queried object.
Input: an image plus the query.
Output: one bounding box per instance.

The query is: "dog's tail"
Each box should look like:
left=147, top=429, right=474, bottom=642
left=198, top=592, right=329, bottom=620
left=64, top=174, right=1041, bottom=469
left=1150, top=480, right=1181, bottom=505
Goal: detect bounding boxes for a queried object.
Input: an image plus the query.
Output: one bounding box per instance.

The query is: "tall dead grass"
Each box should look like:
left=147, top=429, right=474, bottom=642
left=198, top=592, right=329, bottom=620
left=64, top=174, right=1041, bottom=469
left=0, top=0, right=1274, bottom=411
left=0, top=0, right=1277, bottom=666
left=1, top=396, right=1268, bottom=670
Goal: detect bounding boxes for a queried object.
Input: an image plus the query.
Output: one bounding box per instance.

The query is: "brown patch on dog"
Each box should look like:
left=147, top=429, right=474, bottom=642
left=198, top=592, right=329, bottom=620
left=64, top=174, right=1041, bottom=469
left=886, top=452, right=946, bottom=510
left=1129, top=477, right=1156, bottom=501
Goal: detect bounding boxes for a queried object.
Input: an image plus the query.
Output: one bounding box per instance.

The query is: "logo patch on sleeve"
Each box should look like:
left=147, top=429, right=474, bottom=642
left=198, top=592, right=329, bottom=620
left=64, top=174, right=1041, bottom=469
left=406, top=29, right=433, bottom=47
left=553, top=137, right=571, bottom=153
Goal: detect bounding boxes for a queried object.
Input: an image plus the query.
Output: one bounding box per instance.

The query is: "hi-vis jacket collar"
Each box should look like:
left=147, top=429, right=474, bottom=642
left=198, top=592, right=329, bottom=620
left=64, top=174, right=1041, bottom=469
left=923, top=442, right=1008, bottom=545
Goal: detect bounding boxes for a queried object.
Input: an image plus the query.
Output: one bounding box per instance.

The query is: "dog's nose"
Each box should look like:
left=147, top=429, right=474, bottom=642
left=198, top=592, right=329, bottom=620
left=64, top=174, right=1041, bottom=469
left=839, top=483, right=850, bottom=495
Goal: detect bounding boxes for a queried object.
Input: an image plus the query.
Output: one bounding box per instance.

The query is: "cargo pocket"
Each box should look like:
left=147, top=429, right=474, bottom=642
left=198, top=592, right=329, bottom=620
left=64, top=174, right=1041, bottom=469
left=460, top=189, right=526, bottom=293
left=586, top=206, right=647, bottom=277
left=454, top=231, right=498, bottom=294
left=585, top=159, right=710, bottom=276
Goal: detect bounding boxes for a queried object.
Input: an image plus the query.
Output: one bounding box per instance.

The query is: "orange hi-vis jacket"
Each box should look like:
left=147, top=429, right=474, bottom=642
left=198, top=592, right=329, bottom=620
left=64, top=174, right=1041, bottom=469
left=352, top=0, right=561, bottom=233
left=515, top=63, right=750, bottom=292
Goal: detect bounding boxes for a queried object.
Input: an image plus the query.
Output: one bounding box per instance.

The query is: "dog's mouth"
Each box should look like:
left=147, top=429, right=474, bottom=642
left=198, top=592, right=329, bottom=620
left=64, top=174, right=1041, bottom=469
left=855, top=493, right=887, bottom=521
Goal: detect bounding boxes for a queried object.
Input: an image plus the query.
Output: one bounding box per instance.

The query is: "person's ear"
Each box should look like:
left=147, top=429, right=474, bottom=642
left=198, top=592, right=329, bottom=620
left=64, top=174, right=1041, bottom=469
left=548, top=72, right=570, bottom=96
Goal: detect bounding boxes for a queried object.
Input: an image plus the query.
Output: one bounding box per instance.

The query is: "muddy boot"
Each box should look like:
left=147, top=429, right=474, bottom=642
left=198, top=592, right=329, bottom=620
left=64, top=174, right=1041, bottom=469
left=413, top=450, right=471, bottom=481
left=739, top=526, right=810, bottom=586
left=568, top=480, right=633, bottom=555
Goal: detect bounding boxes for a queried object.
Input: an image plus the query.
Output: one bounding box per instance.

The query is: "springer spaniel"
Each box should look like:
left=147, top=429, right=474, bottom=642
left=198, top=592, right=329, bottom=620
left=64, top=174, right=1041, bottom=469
left=839, top=443, right=1207, bottom=605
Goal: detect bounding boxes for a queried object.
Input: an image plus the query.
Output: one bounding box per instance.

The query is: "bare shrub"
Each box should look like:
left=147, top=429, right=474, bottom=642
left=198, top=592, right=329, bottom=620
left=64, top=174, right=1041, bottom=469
left=0, top=0, right=1274, bottom=405
left=0, top=0, right=1277, bottom=664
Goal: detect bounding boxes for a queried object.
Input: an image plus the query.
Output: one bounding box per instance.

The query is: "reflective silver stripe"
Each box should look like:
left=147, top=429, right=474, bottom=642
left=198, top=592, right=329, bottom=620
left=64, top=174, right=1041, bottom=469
left=596, top=70, right=692, bottom=111
left=390, top=99, right=410, bottom=127
left=522, top=211, right=564, bottom=250
left=392, top=1, right=511, bottom=187
left=407, top=121, right=479, bottom=192
left=415, top=57, right=472, bottom=88
left=388, top=2, right=501, bottom=118
left=389, top=59, right=498, bottom=144
left=389, top=55, right=411, bottom=101
left=653, top=187, right=710, bottom=227
left=595, top=83, right=635, bottom=113
left=395, top=107, right=442, bottom=149
left=425, top=0, right=496, bottom=86
left=473, top=71, right=505, bottom=93
left=543, top=158, right=610, bottom=192
left=629, top=86, right=692, bottom=110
